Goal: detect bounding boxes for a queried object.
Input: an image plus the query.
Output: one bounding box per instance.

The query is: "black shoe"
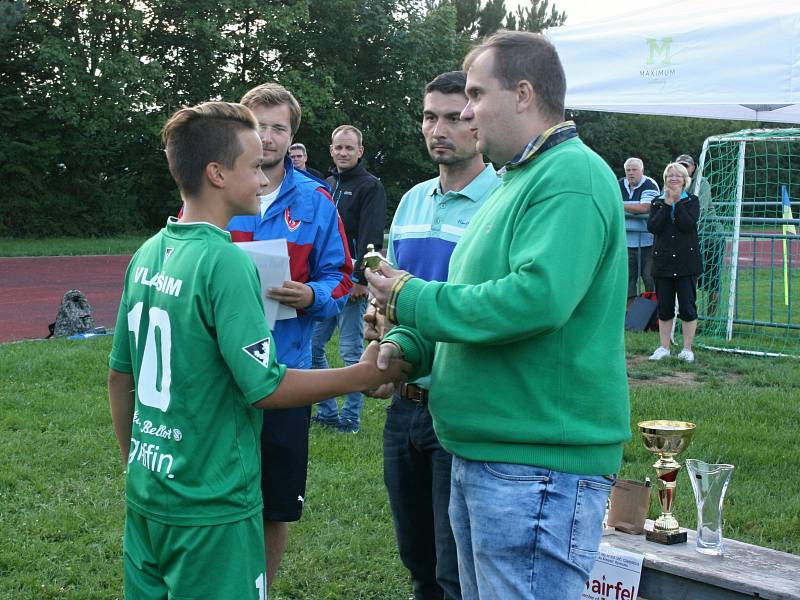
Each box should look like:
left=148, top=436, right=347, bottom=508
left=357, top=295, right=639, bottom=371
left=311, top=415, right=339, bottom=428
left=336, top=419, right=360, bottom=434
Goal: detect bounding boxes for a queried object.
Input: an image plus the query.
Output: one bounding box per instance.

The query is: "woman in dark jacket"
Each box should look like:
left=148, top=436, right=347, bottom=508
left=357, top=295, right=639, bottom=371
left=647, top=162, right=702, bottom=363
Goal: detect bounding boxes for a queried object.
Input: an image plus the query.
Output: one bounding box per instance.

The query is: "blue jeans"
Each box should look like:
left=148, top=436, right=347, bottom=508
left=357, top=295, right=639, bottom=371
left=384, top=396, right=461, bottom=600
left=448, top=457, right=613, bottom=600
left=311, top=296, right=367, bottom=425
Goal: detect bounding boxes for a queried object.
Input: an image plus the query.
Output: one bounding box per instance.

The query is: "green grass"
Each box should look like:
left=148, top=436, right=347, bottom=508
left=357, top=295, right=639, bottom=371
left=696, top=262, right=800, bottom=356
left=1, top=333, right=799, bottom=598
left=625, top=332, right=800, bottom=551
left=0, top=236, right=151, bottom=257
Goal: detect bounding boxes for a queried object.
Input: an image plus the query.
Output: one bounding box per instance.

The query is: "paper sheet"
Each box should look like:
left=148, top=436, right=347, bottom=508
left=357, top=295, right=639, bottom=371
left=235, top=240, right=296, bottom=329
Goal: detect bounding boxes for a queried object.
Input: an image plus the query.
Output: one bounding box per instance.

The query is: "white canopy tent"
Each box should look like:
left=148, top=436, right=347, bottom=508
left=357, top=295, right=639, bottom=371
left=546, top=0, right=800, bottom=123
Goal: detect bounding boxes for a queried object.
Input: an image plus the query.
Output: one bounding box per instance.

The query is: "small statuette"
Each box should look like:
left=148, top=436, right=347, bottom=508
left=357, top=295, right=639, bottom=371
left=362, top=244, right=384, bottom=270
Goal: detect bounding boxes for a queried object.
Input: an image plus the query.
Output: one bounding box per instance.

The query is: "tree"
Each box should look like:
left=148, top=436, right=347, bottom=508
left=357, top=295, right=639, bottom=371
left=0, top=0, right=26, bottom=41
left=0, top=0, right=570, bottom=236
left=284, top=0, right=466, bottom=214
left=572, top=110, right=767, bottom=184
left=0, top=0, right=312, bottom=233
left=506, top=0, right=566, bottom=32
left=1, top=0, right=165, bottom=234
left=448, top=0, right=565, bottom=37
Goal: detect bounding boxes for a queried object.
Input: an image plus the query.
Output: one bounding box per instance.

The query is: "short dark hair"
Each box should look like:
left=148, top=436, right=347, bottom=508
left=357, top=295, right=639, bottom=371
left=463, top=30, right=566, bottom=122
left=425, top=71, right=467, bottom=97
left=161, top=102, right=257, bottom=197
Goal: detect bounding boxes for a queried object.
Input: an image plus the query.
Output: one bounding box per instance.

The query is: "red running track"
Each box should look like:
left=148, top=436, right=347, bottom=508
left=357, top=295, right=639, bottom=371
left=733, top=236, right=800, bottom=267
left=1, top=238, right=795, bottom=343
left=0, top=255, right=131, bottom=343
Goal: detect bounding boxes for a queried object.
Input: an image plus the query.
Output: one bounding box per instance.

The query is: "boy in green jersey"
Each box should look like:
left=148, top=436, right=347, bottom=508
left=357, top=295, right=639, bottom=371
left=108, top=101, right=407, bottom=600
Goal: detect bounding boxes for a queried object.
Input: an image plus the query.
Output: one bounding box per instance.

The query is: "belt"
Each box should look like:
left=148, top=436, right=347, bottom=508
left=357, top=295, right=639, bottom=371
left=398, top=383, right=429, bottom=405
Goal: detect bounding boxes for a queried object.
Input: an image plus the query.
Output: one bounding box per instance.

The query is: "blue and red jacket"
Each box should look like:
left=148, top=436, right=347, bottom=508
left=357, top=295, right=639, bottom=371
left=228, top=157, right=352, bottom=368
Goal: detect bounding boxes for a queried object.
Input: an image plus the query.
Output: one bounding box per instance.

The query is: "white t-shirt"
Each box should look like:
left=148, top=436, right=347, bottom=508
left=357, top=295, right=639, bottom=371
left=259, top=188, right=280, bottom=217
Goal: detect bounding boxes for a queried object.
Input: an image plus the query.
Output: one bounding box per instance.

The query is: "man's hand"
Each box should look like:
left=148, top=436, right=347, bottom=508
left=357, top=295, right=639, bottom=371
left=375, top=340, right=402, bottom=370
left=364, top=301, right=387, bottom=342
left=364, top=265, right=410, bottom=312
left=358, top=341, right=409, bottom=394
left=350, top=282, right=369, bottom=300
left=266, top=281, right=314, bottom=310
left=623, top=203, right=650, bottom=214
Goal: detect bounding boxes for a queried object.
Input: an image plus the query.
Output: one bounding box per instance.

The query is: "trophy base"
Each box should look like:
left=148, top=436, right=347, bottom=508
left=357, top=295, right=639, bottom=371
left=646, top=528, right=688, bottom=545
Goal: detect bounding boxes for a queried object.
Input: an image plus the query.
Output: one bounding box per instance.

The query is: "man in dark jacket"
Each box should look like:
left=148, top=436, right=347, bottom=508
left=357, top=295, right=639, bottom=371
left=311, top=125, right=387, bottom=433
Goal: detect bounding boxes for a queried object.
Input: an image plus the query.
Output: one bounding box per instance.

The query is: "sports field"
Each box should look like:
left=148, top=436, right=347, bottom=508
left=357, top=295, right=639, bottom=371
left=1, top=332, right=799, bottom=598
left=1, top=240, right=798, bottom=598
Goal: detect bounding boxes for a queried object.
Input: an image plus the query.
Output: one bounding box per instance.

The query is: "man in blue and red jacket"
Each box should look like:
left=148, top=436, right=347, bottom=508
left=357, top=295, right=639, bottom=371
left=228, top=82, right=352, bottom=590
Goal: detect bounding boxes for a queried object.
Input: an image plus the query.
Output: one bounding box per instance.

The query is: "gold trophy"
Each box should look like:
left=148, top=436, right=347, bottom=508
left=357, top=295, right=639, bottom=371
left=638, top=420, right=696, bottom=544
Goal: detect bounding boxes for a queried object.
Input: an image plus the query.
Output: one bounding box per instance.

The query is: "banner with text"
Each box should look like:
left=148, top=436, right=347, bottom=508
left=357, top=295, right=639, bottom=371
left=582, top=544, right=644, bottom=600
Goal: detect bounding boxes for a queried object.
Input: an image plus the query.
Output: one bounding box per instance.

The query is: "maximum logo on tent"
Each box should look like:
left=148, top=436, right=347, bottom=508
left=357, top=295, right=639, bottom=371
left=646, top=37, right=672, bottom=65
left=640, top=37, right=677, bottom=81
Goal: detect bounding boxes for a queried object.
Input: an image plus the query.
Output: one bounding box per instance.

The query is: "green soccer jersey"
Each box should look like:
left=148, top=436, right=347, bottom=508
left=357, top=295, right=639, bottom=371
left=109, top=218, right=286, bottom=526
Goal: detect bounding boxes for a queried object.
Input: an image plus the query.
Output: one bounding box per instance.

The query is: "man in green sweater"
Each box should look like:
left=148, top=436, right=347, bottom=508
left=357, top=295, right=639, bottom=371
left=365, top=31, right=630, bottom=599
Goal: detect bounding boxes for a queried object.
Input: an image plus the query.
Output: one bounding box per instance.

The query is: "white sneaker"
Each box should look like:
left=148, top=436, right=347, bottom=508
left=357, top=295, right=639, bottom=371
left=649, top=346, right=671, bottom=361
left=677, top=349, right=695, bottom=363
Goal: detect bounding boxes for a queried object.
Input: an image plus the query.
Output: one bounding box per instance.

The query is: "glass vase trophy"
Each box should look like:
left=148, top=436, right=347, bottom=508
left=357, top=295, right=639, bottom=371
left=638, top=420, right=696, bottom=544
left=686, top=459, right=735, bottom=556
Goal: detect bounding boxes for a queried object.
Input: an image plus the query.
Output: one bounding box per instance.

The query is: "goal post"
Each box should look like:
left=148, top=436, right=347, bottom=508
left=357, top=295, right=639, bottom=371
left=694, top=128, right=800, bottom=356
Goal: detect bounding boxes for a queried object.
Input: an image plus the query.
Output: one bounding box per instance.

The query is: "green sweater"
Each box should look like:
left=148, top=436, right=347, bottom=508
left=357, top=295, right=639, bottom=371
left=385, top=136, right=630, bottom=475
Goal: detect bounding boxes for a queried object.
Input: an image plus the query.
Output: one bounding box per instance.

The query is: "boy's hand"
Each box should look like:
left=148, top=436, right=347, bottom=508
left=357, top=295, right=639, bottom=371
left=267, top=281, right=314, bottom=309
left=358, top=341, right=408, bottom=394
left=350, top=282, right=369, bottom=300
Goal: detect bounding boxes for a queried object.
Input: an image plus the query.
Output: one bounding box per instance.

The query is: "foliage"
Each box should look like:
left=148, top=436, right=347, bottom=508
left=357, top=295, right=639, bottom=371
left=11, top=0, right=787, bottom=240
left=505, top=0, right=566, bottom=33
left=3, top=0, right=790, bottom=239
left=448, top=0, right=565, bottom=37
left=573, top=111, right=771, bottom=183
left=1, top=333, right=799, bottom=598
left=0, top=0, right=572, bottom=237
left=0, top=0, right=26, bottom=41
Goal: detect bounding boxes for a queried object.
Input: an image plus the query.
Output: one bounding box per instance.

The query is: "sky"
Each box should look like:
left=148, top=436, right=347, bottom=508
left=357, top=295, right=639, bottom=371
left=506, top=0, right=668, bottom=27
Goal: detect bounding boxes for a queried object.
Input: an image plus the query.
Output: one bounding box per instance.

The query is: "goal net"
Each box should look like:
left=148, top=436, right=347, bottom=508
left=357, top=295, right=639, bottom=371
left=694, top=128, right=800, bottom=356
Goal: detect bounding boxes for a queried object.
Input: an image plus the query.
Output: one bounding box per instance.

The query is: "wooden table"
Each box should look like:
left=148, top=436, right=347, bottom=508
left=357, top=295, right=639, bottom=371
left=602, top=521, right=800, bottom=599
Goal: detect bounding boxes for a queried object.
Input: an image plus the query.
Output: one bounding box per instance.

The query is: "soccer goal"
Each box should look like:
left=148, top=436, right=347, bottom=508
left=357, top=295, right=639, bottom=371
left=694, top=128, right=800, bottom=357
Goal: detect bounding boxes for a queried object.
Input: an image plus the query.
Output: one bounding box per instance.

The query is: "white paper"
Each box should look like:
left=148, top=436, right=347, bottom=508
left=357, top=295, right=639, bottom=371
left=235, top=240, right=296, bottom=329
left=582, top=544, right=644, bottom=600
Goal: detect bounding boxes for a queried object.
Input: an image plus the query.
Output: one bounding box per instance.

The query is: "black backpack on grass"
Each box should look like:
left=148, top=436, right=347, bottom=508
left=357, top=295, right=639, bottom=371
left=624, top=292, right=659, bottom=332
left=48, top=290, right=96, bottom=338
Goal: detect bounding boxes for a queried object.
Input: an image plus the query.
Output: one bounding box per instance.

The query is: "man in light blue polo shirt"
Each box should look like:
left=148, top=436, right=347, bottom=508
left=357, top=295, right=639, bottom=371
left=365, top=70, right=499, bottom=600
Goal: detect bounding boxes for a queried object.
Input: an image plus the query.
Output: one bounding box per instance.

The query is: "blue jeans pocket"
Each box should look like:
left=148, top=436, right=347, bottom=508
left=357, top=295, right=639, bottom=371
left=568, top=478, right=612, bottom=574
left=482, top=462, right=550, bottom=482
